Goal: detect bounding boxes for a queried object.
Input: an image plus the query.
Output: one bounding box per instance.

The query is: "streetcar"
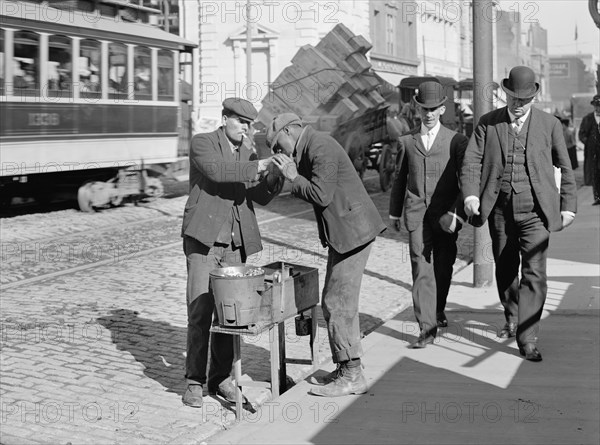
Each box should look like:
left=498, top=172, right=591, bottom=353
left=0, top=0, right=197, bottom=210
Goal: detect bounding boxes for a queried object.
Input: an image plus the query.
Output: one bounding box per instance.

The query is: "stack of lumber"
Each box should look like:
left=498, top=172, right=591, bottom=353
left=257, top=24, right=385, bottom=132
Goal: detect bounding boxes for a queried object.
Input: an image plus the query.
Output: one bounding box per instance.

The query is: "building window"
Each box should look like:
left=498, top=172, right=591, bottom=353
left=386, top=13, right=395, bottom=55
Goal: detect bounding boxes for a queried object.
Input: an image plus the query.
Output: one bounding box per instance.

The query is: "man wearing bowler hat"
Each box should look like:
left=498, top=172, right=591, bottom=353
left=578, top=94, right=600, bottom=204
left=460, top=66, right=577, bottom=361
left=181, top=98, right=283, bottom=407
left=389, top=81, right=469, bottom=348
left=267, top=112, right=386, bottom=397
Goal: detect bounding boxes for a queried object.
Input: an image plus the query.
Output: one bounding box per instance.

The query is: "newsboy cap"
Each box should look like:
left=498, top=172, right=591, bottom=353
left=265, top=113, right=303, bottom=149
left=502, top=66, right=540, bottom=99
left=222, top=97, right=258, bottom=123
left=591, top=95, right=600, bottom=106
left=413, top=81, right=447, bottom=108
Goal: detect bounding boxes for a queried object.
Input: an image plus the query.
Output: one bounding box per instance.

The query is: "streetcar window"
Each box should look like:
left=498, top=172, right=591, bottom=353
left=48, top=35, right=72, bottom=97
left=134, top=46, right=152, bottom=100
left=13, top=31, right=39, bottom=95
left=80, top=39, right=102, bottom=99
left=157, top=50, right=174, bottom=101
left=0, top=29, right=4, bottom=95
left=108, top=42, right=128, bottom=100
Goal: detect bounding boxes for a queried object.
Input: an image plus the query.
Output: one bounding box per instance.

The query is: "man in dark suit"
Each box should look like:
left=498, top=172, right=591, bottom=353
left=267, top=113, right=386, bottom=397
left=460, top=66, right=577, bottom=361
left=389, top=81, right=469, bottom=348
left=579, top=94, right=600, bottom=204
left=181, top=98, right=283, bottom=407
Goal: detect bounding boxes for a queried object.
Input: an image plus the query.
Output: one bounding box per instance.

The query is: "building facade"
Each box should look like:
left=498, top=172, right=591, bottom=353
left=549, top=55, right=597, bottom=108
left=179, top=0, right=370, bottom=123
left=368, top=0, right=419, bottom=89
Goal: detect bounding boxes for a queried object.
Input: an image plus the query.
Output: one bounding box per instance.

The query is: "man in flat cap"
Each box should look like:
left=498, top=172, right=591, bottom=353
left=579, top=94, right=600, bottom=204
left=460, top=66, right=577, bottom=361
left=268, top=113, right=386, bottom=397
left=181, top=98, right=283, bottom=407
left=389, top=81, right=469, bottom=348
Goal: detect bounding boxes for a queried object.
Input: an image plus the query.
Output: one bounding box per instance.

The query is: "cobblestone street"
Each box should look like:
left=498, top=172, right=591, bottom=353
left=0, top=173, right=472, bottom=444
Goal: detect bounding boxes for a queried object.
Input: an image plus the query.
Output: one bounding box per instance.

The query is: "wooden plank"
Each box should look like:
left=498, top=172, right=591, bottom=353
left=329, top=97, right=360, bottom=122
left=316, top=31, right=355, bottom=60
left=345, top=52, right=371, bottom=73
left=348, top=34, right=373, bottom=54
left=291, top=45, right=336, bottom=75
left=318, top=114, right=340, bottom=132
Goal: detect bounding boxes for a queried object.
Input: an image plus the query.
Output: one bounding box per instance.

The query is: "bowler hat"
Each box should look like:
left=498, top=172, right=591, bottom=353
left=413, top=81, right=447, bottom=108
left=591, top=95, right=600, bottom=106
left=222, top=97, right=258, bottom=123
left=266, top=113, right=303, bottom=149
left=502, top=66, right=540, bottom=99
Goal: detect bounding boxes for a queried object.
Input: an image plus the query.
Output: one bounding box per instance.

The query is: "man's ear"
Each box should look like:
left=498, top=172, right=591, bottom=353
left=439, top=105, right=446, bottom=116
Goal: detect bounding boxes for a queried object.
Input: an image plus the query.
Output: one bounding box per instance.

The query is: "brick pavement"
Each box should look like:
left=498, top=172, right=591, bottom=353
left=0, top=174, right=471, bottom=444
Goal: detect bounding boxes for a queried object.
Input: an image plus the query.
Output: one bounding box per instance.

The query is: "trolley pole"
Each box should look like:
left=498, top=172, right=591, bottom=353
left=471, top=0, right=494, bottom=287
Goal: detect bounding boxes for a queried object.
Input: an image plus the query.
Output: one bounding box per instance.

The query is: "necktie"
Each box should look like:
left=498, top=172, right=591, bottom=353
left=513, top=118, right=522, bottom=134
left=426, top=131, right=432, bottom=151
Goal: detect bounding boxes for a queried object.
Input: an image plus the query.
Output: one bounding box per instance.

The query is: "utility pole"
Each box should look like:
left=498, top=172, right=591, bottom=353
left=471, top=0, right=495, bottom=287
left=246, top=0, right=253, bottom=87
left=246, top=0, right=254, bottom=144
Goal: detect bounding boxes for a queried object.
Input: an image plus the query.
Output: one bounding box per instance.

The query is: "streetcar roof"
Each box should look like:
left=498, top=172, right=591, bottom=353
left=1, top=1, right=196, bottom=51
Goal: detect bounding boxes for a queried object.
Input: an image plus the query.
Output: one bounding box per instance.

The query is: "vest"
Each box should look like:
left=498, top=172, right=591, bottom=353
left=500, top=115, right=532, bottom=195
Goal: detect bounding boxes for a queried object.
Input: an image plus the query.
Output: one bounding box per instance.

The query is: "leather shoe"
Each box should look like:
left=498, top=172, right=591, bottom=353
left=309, top=363, right=343, bottom=386
left=436, top=313, right=448, bottom=328
left=498, top=322, right=517, bottom=338
left=519, top=344, right=542, bottom=362
left=182, top=384, right=203, bottom=408
left=410, top=334, right=435, bottom=349
left=208, top=379, right=248, bottom=404
left=309, top=363, right=367, bottom=397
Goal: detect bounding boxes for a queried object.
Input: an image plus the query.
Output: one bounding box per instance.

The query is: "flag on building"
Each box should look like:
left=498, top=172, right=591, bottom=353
left=574, top=24, right=578, bottom=41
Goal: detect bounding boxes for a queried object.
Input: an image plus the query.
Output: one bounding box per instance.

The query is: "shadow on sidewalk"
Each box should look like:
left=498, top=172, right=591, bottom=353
left=98, top=309, right=280, bottom=397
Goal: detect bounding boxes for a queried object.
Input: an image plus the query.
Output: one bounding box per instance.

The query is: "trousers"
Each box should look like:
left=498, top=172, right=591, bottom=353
left=408, top=218, right=459, bottom=337
left=183, top=236, right=245, bottom=387
left=321, top=241, right=373, bottom=363
left=488, top=191, right=550, bottom=346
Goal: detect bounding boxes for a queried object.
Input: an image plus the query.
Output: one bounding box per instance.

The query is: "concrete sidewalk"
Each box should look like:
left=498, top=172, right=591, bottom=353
left=210, top=186, right=600, bottom=445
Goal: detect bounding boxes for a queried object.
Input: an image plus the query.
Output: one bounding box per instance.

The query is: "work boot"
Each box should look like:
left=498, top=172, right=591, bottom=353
left=309, top=363, right=343, bottom=386
left=309, top=361, right=368, bottom=397
left=182, top=384, right=203, bottom=408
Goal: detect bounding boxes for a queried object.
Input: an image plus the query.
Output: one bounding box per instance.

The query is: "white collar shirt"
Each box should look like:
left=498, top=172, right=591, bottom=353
left=420, top=121, right=441, bottom=151
left=507, top=108, right=531, bottom=133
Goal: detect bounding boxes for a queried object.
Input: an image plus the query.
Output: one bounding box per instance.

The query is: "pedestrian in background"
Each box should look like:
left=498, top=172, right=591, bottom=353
left=181, top=98, right=283, bottom=408
left=579, top=95, right=600, bottom=205
left=267, top=113, right=386, bottom=397
left=389, top=81, right=469, bottom=348
left=460, top=66, right=577, bottom=361
left=558, top=116, right=578, bottom=170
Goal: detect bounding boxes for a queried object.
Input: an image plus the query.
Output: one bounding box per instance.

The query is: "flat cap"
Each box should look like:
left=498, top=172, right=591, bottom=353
left=591, top=95, right=600, bottom=106
left=222, top=97, right=258, bottom=123
left=265, top=113, right=303, bottom=149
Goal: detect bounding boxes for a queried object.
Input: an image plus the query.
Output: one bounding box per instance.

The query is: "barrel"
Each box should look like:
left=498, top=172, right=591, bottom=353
left=209, top=266, right=266, bottom=327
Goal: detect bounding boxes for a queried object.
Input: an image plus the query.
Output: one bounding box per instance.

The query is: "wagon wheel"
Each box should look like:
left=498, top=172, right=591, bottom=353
left=344, top=131, right=366, bottom=179
left=379, top=143, right=396, bottom=192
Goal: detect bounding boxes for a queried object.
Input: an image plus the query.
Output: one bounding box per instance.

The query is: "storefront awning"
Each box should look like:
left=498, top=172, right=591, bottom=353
left=375, top=71, right=405, bottom=88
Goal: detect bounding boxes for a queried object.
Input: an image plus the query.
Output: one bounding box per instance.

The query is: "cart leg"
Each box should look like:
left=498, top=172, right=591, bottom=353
left=269, top=325, right=280, bottom=399
left=310, top=306, right=319, bottom=370
left=278, top=322, right=287, bottom=395
left=232, top=336, right=243, bottom=421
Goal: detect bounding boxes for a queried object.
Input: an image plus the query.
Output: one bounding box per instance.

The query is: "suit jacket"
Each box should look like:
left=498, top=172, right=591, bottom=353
left=181, top=127, right=280, bottom=256
left=459, top=107, right=577, bottom=231
left=389, top=125, right=469, bottom=231
left=291, top=126, right=386, bottom=254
